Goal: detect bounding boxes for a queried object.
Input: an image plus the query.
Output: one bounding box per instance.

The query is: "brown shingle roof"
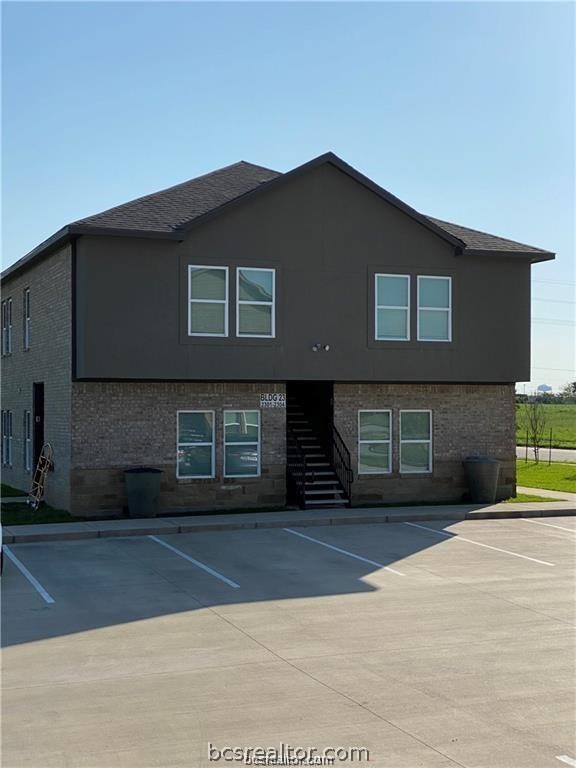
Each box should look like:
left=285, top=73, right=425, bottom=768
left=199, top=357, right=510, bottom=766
left=426, top=216, right=552, bottom=256
left=73, top=161, right=280, bottom=232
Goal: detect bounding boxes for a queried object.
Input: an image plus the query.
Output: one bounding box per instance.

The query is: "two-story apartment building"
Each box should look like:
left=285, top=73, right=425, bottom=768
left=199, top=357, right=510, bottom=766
left=0, top=153, right=554, bottom=516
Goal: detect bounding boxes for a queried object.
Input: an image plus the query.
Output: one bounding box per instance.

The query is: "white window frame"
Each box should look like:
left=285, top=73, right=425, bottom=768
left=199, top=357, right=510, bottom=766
left=400, top=409, right=432, bottom=474
left=23, top=288, right=31, bottom=350
left=375, top=274, right=410, bottom=341
left=236, top=267, right=276, bottom=338
left=357, top=409, right=392, bottom=475
left=2, top=298, right=12, bottom=355
left=24, top=410, right=32, bottom=471
left=176, top=410, right=215, bottom=479
left=2, top=410, right=13, bottom=466
left=224, top=409, right=261, bottom=478
left=187, top=265, right=229, bottom=337
left=417, top=275, right=452, bottom=342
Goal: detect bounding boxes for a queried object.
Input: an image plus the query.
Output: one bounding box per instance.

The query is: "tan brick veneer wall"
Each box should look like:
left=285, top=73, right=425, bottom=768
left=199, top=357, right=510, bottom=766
left=334, top=383, right=516, bottom=505
left=71, top=382, right=286, bottom=517
left=1, top=247, right=72, bottom=510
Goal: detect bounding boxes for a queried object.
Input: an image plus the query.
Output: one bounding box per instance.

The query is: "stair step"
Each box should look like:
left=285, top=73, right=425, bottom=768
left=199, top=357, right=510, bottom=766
left=298, top=461, right=330, bottom=467
left=304, top=488, right=342, bottom=496
left=305, top=498, right=349, bottom=506
left=304, top=480, right=340, bottom=486
left=291, top=471, right=336, bottom=477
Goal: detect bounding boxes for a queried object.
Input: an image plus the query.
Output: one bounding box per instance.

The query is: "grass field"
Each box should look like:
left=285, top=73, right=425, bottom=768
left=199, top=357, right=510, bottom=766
left=516, top=403, right=576, bottom=449
left=516, top=461, right=576, bottom=493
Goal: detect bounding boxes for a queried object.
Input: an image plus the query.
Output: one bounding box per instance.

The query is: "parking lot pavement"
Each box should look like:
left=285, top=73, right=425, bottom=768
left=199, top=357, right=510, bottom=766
left=2, top=518, right=575, bottom=768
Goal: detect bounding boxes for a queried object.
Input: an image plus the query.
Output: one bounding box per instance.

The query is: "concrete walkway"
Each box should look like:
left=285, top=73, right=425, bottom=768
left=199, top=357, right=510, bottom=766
left=3, top=500, right=575, bottom=544
left=517, top=484, right=576, bottom=501
left=516, top=446, right=576, bottom=463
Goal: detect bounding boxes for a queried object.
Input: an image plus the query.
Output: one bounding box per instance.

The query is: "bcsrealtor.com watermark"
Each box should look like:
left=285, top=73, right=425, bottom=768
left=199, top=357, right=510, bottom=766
left=208, top=742, right=370, bottom=765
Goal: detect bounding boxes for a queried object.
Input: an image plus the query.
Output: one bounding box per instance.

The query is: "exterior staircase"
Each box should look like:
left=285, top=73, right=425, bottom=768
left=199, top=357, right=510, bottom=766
left=286, top=397, right=352, bottom=509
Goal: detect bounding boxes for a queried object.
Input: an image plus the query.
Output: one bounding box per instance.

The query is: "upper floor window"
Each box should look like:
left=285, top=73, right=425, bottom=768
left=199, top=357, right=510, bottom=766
left=417, top=276, right=452, bottom=342
left=1, top=298, right=12, bottom=355
left=400, top=410, right=432, bottom=473
left=188, top=266, right=229, bottom=337
left=177, top=410, right=215, bottom=478
left=1, top=410, right=13, bottom=466
left=23, top=288, right=31, bottom=350
left=237, top=268, right=275, bottom=338
left=375, top=274, right=410, bottom=341
left=358, top=410, right=391, bottom=474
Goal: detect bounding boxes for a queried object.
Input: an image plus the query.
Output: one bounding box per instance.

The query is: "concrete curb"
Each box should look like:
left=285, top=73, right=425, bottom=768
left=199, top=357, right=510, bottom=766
left=3, top=502, right=575, bottom=544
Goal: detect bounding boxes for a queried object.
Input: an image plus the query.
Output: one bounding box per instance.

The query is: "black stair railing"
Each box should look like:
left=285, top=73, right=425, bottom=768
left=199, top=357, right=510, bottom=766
left=286, top=424, right=312, bottom=509
left=328, top=424, right=354, bottom=506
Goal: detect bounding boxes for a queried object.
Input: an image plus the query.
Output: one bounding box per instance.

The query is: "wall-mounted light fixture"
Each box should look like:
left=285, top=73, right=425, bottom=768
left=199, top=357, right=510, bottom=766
left=311, top=343, right=330, bottom=352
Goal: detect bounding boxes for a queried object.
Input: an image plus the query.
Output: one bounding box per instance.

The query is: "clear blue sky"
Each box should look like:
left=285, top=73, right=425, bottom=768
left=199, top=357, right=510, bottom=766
left=2, top=1, right=574, bottom=390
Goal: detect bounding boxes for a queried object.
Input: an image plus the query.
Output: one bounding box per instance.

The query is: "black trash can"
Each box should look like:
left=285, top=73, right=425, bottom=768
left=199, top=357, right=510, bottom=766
left=124, top=467, right=163, bottom=518
left=463, top=457, right=501, bottom=504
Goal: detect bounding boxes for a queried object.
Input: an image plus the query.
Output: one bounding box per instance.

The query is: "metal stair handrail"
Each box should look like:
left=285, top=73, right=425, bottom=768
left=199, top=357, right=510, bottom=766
left=328, top=424, right=354, bottom=506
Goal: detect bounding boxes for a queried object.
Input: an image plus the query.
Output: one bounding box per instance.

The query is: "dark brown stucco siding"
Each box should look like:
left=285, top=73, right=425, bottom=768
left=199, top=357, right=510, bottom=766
left=75, top=163, right=530, bottom=381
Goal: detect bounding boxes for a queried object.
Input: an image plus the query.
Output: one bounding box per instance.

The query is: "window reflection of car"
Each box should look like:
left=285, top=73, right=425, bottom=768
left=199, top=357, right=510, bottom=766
left=239, top=450, right=258, bottom=464
left=180, top=429, right=209, bottom=443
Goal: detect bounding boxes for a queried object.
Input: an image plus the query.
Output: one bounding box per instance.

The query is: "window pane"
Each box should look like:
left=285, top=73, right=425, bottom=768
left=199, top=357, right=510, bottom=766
left=359, top=411, right=390, bottom=441
left=178, top=412, right=213, bottom=443
left=189, top=268, right=226, bottom=300
left=359, top=442, right=390, bottom=473
left=419, top=310, right=449, bottom=340
left=400, top=442, right=430, bottom=472
left=225, top=411, right=259, bottom=442
left=190, top=302, right=225, bottom=334
left=238, top=304, right=272, bottom=336
left=178, top=445, right=213, bottom=477
left=377, top=275, right=408, bottom=307
left=401, top=411, right=431, bottom=440
left=225, top=444, right=259, bottom=476
left=377, top=308, right=408, bottom=339
left=419, top=277, right=450, bottom=308
left=239, top=269, right=273, bottom=302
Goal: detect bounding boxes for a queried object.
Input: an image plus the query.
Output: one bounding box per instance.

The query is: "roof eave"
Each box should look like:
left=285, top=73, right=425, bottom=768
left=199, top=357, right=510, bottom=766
left=1, top=225, right=182, bottom=282
left=1, top=226, right=72, bottom=282
left=463, top=247, right=556, bottom=264
left=70, top=225, right=182, bottom=240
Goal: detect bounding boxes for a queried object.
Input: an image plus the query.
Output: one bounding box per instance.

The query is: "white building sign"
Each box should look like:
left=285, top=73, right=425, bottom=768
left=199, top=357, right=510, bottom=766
left=260, top=393, right=286, bottom=408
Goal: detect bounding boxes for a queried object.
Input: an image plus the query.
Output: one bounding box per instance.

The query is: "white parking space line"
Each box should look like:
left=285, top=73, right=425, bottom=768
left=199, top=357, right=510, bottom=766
left=3, top=546, right=55, bottom=604
left=556, top=756, right=576, bottom=767
left=523, top=519, right=576, bottom=534
left=283, top=528, right=405, bottom=576
left=147, top=535, right=240, bottom=588
left=404, top=522, right=556, bottom=567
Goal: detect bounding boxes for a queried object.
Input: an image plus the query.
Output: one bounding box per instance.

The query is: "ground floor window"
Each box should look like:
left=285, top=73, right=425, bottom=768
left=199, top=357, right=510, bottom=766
left=1, top=410, right=13, bottom=466
left=400, top=410, right=432, bottom=473
left=177, top=411, right=215, bottom=478
left=358, top=410, right=391, bottom=474
left=24, top=410, right=32, bottom=471
left=224, top=410, right=260, bottom=477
